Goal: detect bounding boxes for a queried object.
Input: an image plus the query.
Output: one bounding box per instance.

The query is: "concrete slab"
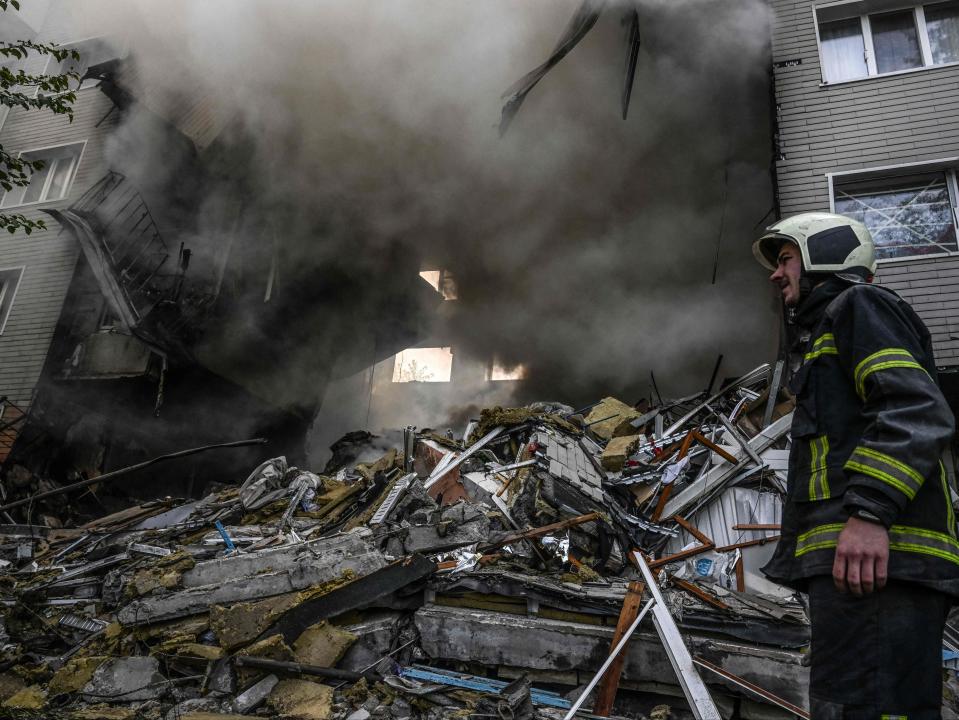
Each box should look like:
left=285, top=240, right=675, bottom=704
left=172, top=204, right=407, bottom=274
left=413, top=604, right=807, bottom=707
left=81, top=656, right=165, bottom=702
left=119, top=548, right=386, bottom=626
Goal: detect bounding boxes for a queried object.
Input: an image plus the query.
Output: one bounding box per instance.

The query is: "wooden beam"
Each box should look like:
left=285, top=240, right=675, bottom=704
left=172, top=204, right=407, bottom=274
left=482, top=512, right=600, bottom=551
left=592, top=581, right=646, bottom=716
left=691, top=430, right=739, bottom=465
left=732, top=523, right=780, bottom=531
left=715, top=535, right=781, bottom=553
left=670, top=576, right=730, bottom=611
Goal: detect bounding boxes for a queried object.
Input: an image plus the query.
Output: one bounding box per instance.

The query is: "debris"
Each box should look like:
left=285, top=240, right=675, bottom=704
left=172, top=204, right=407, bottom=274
left=268, top=678, right=334, bottom=720
left=0, top=365, right=827, bottom=717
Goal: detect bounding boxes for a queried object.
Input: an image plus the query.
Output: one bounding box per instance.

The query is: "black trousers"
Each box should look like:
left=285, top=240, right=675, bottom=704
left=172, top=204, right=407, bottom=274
left=807, top=576, right=949, bottom=719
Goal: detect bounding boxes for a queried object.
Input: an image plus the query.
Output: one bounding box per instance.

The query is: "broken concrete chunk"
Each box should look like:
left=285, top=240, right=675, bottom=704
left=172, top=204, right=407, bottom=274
left=232, top=673, right=278, bottom=713
left=268, top=679, right=334, bottom=720
left=48, top=656, right=107, bottom=696
left=1, top=684, right=46, bottom=709
left=600, top=434, right=642, bottom=472
left=175, top=643, right=225, bottom=661
left=211, top=592, right=304, bottom=650
left=292, top=621, right=357, bottom=667
left=81, top=656, right=164, bottom=702
left=119, top=544, right=386, bottom=626
left=584, top=398, right=640, bottom=440
left=237, top=634, right=294, bottom=687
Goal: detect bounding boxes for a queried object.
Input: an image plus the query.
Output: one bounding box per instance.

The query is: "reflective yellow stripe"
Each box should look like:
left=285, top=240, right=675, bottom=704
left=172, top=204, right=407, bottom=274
left=853, top=348, right=928, bottom=398
left=804, top=333, right=838, bottom=362
left=795, top=523, right=843, bottom=557
left=942, top=462, right=956, bottom=539
left=845, top=446, right=924, bottom=500
left=797, top=523, right=845, bottom=542
left=807, top=435, right=830, bottom=500
left=796, top=523, right=959, bottom=565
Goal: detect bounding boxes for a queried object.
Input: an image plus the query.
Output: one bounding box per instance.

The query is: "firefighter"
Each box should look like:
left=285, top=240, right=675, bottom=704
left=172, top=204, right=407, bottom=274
left=752, top=212, right=959, bottom=718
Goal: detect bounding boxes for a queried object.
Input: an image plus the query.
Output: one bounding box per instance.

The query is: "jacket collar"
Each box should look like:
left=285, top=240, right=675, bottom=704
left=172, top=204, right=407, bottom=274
left=792, top=275, right=851, bottom=330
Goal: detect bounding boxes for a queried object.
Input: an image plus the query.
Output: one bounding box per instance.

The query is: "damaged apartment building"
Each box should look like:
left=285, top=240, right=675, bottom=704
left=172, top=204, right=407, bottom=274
left=770, top=0, right=959, bottom=408
left=5, top=0, right=959, bottom=718
left=0, top=2, right=448, bottom=507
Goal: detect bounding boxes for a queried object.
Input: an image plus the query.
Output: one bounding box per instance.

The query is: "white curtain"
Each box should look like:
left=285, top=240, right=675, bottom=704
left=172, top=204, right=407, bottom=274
left=820, top=19, right=869, bottom=82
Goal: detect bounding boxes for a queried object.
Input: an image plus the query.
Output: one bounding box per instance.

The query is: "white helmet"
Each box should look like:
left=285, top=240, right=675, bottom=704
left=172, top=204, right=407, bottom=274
left=753, top=212, right=877, bottom=276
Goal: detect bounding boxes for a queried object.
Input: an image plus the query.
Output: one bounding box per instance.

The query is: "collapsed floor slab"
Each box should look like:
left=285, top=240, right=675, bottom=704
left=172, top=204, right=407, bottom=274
left=413, top=604, right=808, bottom=708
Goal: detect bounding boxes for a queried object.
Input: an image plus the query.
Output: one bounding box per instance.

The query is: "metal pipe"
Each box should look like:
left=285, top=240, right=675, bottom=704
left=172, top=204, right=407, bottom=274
left=562, top=597, right=656, bottom=720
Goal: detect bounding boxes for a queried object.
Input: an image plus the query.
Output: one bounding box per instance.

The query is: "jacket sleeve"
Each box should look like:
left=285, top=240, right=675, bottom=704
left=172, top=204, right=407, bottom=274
left=829, top=286, right=955, bottom=528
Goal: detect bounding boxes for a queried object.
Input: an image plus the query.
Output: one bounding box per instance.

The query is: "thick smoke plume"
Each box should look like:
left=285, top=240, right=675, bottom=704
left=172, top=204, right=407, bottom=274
left=71, top=0, right=779, bottom=456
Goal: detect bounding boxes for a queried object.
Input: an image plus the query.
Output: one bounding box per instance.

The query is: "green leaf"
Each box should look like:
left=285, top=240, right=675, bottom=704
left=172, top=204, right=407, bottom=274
left=11, top=0, right=19, bottom=9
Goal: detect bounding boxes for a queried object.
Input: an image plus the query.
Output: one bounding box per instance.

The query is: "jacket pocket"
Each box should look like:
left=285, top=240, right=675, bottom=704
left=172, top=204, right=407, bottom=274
left=789, top=365, right=833, bottom=502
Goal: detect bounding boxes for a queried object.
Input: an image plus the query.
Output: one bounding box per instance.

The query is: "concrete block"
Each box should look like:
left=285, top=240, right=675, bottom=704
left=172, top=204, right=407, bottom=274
left=413, top=604, right=807, bottom=707
left=119, top=548, right=387, bottom=626
left=268, top=679, right=333, bottom=720
left=181, top=530, right=372, bottom=589
left=338, top=612, right=404, bottom=672
left=292, top=621, right=357, bottom=667
left=81, top=656, right=165, bottom=702
left=232, top=673, right=278, bottom=714
left=584, top=398, right=641, bottom=440
left=600, top=434, right=641, bottom=472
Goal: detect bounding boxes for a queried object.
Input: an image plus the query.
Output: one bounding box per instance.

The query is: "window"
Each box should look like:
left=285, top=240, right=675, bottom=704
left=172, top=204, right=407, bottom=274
left=833, top=170, right=959, bottom=259
left=926, top=1, right=959, bottom=62
left=489, top=359, right=528, bottom=382
left=0, top=267, right=24, bottom=335
left=419, top=270, right=458, bottom=300
left=0, top=143, right=83, bottom=208
left=46, top=37, right=118, bottom=91
left=392, top=347, right=453, bottom=382
left=820, top=18, right=870, bottom=82
left=817, top=1, right=959, bottom=82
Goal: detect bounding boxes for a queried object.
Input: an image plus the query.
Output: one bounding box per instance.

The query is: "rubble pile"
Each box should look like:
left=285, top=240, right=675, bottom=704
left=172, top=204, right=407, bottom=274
left=2, top=362, right=957, bottom=719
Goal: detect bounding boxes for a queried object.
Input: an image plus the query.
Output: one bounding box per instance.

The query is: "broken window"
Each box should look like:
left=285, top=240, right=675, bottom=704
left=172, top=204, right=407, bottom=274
left=392, top=347, right=453, bottom=383
left=0, top=143, right=83, bottom=208
left=926, top=1, right=959, bottom=63
left=0, top=267, right=24, bottom=334
left=489, top=359, right=528, bottom=382
left=46, top=37, right=118, bottom=90
left=418, top=270, right=457, bottom=300
left=816, top=1, right=959, bottom=82
left=871, top=10, right=923, bottom=73
left=833, top=170, right=959, bottom=260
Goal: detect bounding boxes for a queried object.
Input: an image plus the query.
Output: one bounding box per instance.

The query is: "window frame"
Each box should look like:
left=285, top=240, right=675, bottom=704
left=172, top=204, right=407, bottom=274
left=0, top=266, right=25, bottom=335
left=0, top=140, right=86, bottom=210
left=827, top=157, right=959, bottom=263
left=814, top=0, right=959, bottom=85
left=37, top=35, right=119, bottom=95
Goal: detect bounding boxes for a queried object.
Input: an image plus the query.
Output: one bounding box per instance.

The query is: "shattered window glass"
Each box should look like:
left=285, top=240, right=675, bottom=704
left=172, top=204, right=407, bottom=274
left=925, top=1, right=959, bottom=64
left=870, top=10, right=923, bottom=73
left=834, top=171, right=959, bottom=259
left=392, top=347, right=453, bottom=382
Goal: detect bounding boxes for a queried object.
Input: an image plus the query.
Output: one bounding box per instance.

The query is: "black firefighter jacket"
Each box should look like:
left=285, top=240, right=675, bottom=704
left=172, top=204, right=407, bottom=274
left=761, top=277, right=959, bottom=596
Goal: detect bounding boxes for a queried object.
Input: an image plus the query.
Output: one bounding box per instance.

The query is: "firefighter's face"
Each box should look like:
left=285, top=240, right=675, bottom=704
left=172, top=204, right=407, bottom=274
left=770, top=241, right=802, bottom=306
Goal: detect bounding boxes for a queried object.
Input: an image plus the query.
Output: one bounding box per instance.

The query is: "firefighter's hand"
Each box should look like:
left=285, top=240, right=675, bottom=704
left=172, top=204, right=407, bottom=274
left=832, top=517, right=889, bottom=596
